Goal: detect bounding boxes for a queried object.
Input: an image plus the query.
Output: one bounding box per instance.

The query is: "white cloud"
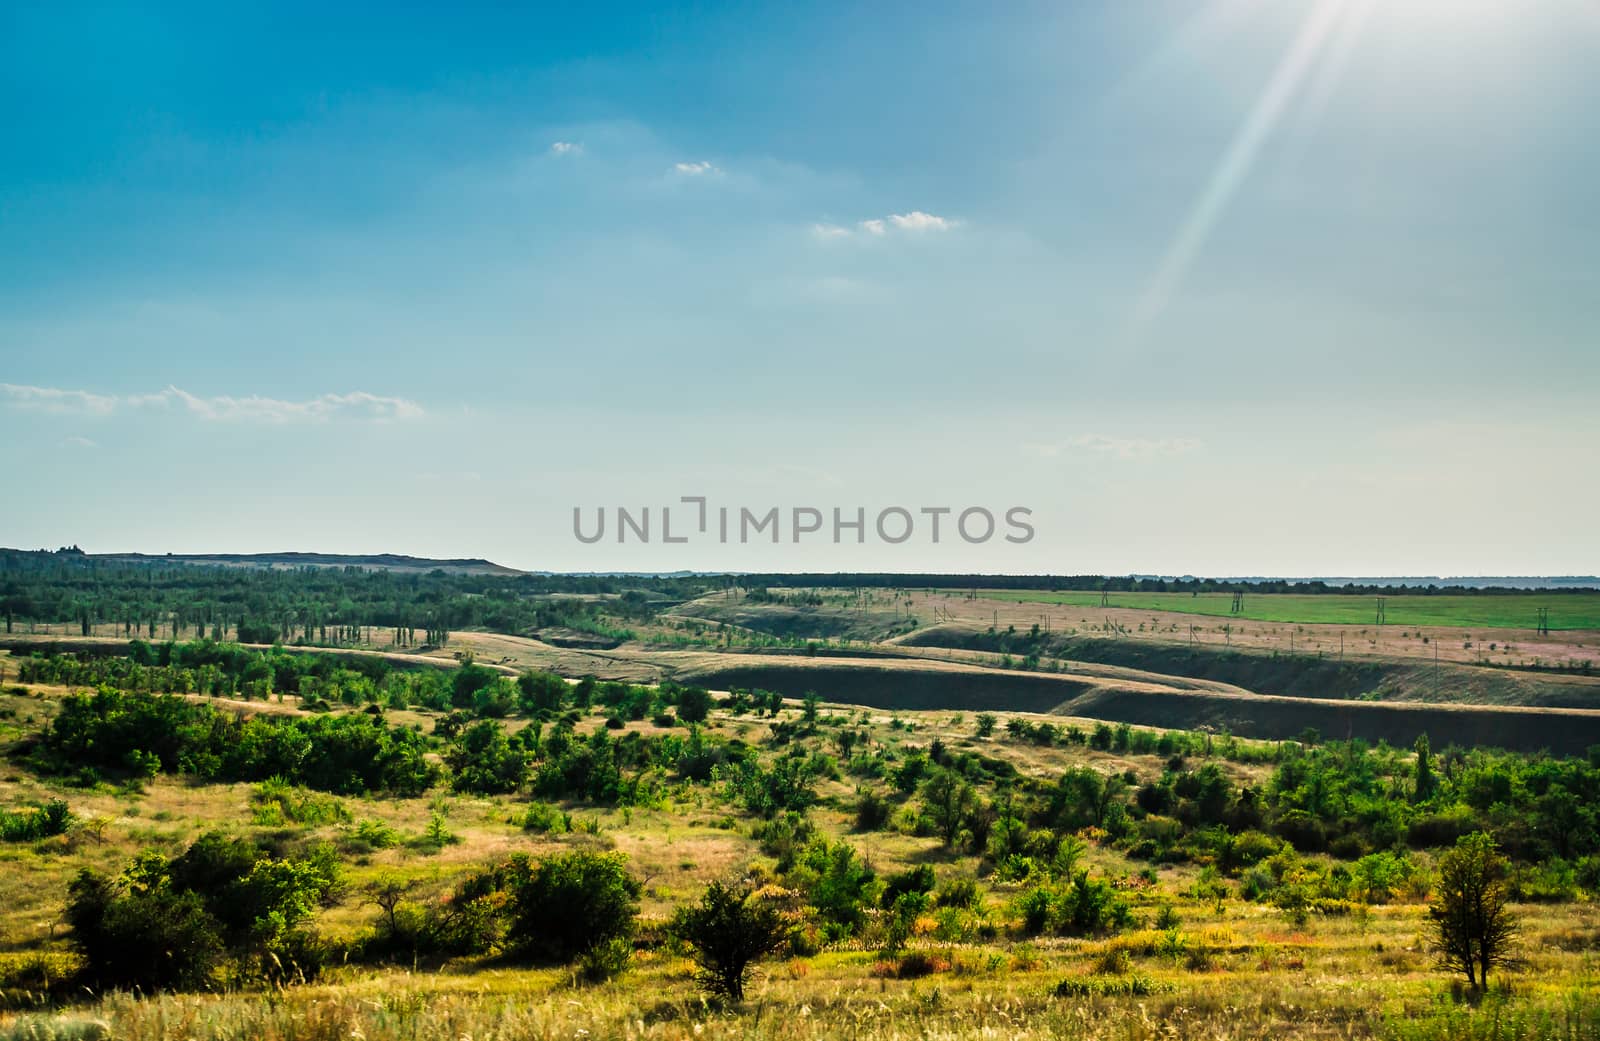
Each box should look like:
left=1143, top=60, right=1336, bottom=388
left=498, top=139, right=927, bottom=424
left=888, top=210, right=953, bottom=232
left=0, top=383, right=424, bottom=424
left=1065, top=434, right=1203, bottom=459
left=549, top=141, right=581, bottom=156
left=1, top=383, right=118, bottom=415
left=61, top=435, right=97, bottom=449
left=811, top=212, right=958, bottom=240
left=673, top=160, right=719, bottom=176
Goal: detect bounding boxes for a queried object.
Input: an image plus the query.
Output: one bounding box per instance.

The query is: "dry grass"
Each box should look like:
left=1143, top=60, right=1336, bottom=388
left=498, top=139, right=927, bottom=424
left=0, top=681, right=1596, bottom=1039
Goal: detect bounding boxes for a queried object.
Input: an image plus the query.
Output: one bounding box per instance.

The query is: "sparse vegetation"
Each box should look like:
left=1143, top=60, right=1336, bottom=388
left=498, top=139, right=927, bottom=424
left=0, top=567, right=1596, bottom=1036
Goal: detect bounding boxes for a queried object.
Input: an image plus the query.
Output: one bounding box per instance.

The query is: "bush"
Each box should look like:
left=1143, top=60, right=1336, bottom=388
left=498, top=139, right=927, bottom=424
left=345, top=818, right=402, bottom=852
left=520, top=802, right=571, bottom=834
left=578, top=936, right=632, bottom=983
left=934, top=877, right=981, bottom=910
left=853, top=789, right=892, bottom=832
left=0, top=801, right=72, bottom=843
left=64, top=832, right=337, bottom=990
left=1224, top=830, right=1284, bottom=872
left=1058, top=871, right=1134, bottom=937
left=446, top=720, right=528, bottom=794
left=250, top=779, right=349, bottom=827
left=1015, top=886, right=1056, bottom=936
left=65, top=871, right=222, bottom=991
left=1013, top=872, right=1132, bottom=938
left=506, top=851, right=640, bottom=964
left=673, top=881, right=786, bottom=1001
left=879, top=865, right=935, bottom=909
left=794, top=839, right=878, bottom=937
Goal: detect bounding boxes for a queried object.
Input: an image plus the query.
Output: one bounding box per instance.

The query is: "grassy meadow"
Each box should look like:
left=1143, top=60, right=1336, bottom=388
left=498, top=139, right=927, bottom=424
left=1, top=646, right=1597, bottom=1041
left=982, top=591, right=1600, bottom=631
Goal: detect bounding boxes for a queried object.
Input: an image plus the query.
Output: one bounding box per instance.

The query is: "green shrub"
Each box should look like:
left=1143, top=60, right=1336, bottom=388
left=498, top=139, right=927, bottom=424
left=520, top=802, right=571, bottom=834
left=250, top=779, right=349, bottom=827
left=672, top=881, right=786, bottom=1001
left=853, top=789, right=892, bottom=832
left=934, top=877, right=981, bottom=910
left=345, top=818, right=402, bottom=852
left=0, top=801, right=72, bottom=842
left=446, top=720, right=529, bottom=794
left=795, top=838, right=879, bottom=937
left=63, top=832, right=337, bottom=990
left=506, top=851, right=640, bottom=964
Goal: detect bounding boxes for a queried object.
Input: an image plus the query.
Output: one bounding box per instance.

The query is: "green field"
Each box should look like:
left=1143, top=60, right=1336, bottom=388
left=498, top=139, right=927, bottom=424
left=982, top=590, right=1600, bottom=630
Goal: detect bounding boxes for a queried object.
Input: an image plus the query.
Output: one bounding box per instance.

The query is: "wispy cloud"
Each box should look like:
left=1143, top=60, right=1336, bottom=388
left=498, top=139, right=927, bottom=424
left=888, top=211, right=953, bottom=232
left=61, top=435, right=97, bottom=449
left=811, top=223, right=852, bottom=240
left=672, top=160, right=720, bottom=176
left=1028, top=434, right=1203, bottom=460
left=1, top=383, right=119, bottom=415
left=549, top=140, right=582, bottom=156
left=1, top=383, right=424, bottom=423
left=814, top=211, right=958, bottom=240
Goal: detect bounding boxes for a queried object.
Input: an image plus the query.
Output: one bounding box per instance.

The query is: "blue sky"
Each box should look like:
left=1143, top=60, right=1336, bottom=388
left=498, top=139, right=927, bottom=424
left=3, top=1, right=1597, bottom=574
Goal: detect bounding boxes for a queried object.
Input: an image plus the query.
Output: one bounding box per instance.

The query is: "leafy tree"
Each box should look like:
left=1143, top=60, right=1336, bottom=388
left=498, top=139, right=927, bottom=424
left=920, top=768, right=977, bottom=847
left=516, top=670, right=569, bottom=715
left=447, top=720, right=529, bottom=794
left=975, top=713, right=998, bottom=739
left=675, top=685, right=714, bottom=725
left=798, top=839, right=878, bottom=936
left=1429, top=832, right=1517, bottom=991
left=451, top=660, right=500, bottom=709
left=673, top=881, right=785, bottom=1001
left=1414, top=734, right=1438, bottom=803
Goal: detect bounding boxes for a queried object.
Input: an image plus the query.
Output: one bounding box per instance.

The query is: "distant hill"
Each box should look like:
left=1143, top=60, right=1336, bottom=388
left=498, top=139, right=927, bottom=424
left=1, top=548, right=524, bottom=576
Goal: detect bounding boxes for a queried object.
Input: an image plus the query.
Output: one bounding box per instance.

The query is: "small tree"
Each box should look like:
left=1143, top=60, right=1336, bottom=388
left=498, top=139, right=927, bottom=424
left=1429, top=832, right=1517, bottom=991
left=1413, top=733, right=1437, bottom=803
left=975, top=713, right=998, bottom=739
left=674, top=881, right=785, bottom=1002
left=676, top=685, right=714, bottom=725
left=920, top=768, right=977, bottom=848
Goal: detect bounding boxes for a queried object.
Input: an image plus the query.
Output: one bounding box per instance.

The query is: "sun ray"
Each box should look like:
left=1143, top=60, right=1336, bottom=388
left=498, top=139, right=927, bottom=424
left=1128, top=0, right=1353, bottom=341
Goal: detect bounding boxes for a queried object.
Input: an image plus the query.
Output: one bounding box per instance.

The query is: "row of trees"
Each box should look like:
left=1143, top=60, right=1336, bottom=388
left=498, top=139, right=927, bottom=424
left=36, top=687, right=439, bottom=795
left=0, top=552, right=696, bottom=643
